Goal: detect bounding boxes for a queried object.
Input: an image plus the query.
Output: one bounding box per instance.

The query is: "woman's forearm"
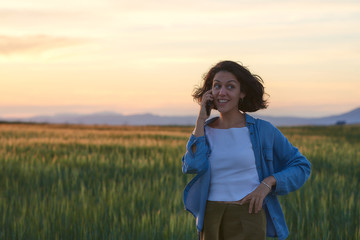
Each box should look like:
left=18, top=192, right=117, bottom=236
left=193, top=118, right=206, bottom=137
left=191, top=118, right=206, bottom=153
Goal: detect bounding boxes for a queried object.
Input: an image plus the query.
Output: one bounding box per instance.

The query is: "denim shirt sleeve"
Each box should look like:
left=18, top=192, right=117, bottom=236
left=271, top=127, right=311, bottom=195
left=182, top=134, right=209, bottom=174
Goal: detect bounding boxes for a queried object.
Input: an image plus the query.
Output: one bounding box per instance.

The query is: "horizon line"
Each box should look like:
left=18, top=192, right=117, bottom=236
left=0, top=106, right=358, bottom=120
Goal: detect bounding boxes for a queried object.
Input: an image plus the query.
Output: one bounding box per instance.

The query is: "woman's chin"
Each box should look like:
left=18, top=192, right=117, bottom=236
left=217, top=107, right=240, bottom=115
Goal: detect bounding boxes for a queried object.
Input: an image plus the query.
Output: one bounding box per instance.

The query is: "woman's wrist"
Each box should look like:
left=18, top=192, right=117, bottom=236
left=263, top=176, right=276, bottom=189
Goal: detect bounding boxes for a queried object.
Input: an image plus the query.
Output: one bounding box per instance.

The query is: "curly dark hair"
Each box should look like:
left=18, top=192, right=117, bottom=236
left=192, top=60, right=268, bottom=112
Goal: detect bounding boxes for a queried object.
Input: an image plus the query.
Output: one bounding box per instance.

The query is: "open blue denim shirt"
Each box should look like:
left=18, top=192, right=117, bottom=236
left=182, top=114, right=311, bottom=240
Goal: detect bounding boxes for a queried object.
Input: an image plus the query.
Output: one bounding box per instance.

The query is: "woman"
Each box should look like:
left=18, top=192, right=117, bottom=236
left=182, top=60, right=311, bottom=240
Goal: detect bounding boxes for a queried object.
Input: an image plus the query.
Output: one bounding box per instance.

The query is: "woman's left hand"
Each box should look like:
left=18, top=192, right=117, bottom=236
left=239, top=176, right=276, bottom=214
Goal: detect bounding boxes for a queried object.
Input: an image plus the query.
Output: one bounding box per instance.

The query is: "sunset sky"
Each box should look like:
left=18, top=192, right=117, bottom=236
left=1, top=0, right=359, bottom=119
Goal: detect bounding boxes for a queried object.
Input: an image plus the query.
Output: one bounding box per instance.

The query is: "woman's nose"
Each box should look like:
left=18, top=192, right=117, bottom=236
left=219, top=87, right=226, bottom=95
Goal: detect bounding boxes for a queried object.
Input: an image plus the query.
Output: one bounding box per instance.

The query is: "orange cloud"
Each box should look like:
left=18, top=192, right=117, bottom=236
left=0, top=34, right=87, bottom=56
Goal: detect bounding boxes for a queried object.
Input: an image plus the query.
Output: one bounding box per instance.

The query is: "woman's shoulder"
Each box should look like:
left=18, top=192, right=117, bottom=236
left=257, top=118, right=276, bottom=130
left=249, top=115, right=290, bottom=143
left=247, top=114, right=286, bottom=141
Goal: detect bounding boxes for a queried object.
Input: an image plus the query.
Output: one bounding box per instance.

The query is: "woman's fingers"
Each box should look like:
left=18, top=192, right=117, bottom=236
left=255, top=198, right=262, bottom=213
left=201, top=90, right=213, bottom=104
left=198, top=90, right=214, bottom=119
left=249, top=196, right=263, bottom=214
left=248, top=198, right=255, bottom=214
left=240, top=183, right=272, bottom=214
left=239, top=195, right=249, bottom=205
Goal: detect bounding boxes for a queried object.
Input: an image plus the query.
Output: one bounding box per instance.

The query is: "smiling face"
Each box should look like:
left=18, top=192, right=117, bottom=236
left=212, top=71, right=246, bottom=114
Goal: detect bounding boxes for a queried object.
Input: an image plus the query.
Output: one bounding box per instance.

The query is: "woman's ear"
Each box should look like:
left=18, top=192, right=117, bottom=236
left=240, top=91, right=246, bottom=99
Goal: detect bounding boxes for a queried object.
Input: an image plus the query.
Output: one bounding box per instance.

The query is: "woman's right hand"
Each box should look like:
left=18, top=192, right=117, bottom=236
left=198, top=89, right=214, bottom=122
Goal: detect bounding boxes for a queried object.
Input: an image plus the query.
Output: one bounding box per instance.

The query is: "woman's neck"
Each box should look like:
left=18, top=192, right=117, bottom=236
left=213, top=110, right=246, bottom=129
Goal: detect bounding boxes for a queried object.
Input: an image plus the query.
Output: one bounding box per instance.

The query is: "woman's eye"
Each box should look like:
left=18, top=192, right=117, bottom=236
left=227, top=85, right=234, bottom=89
left=213, top=84, right=220, bottom=89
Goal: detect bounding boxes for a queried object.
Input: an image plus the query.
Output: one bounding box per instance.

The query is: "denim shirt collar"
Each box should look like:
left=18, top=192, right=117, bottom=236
left=205, top=113, right=255, bottom=126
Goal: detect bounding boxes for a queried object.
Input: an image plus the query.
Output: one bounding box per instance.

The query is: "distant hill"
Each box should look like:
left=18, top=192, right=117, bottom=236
left=1, top=112, right=198, bottom=126
left=255, top=107, right=360, bottom=126
left=1, top=107, right=359, bottom=126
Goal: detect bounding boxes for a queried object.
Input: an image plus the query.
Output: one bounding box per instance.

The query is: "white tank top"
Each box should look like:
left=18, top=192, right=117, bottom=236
left=205, top=126, right=260, bottom=201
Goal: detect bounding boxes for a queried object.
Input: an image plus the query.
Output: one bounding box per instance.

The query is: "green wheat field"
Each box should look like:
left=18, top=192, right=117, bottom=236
left=0, top=122, right=359, bottom=240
